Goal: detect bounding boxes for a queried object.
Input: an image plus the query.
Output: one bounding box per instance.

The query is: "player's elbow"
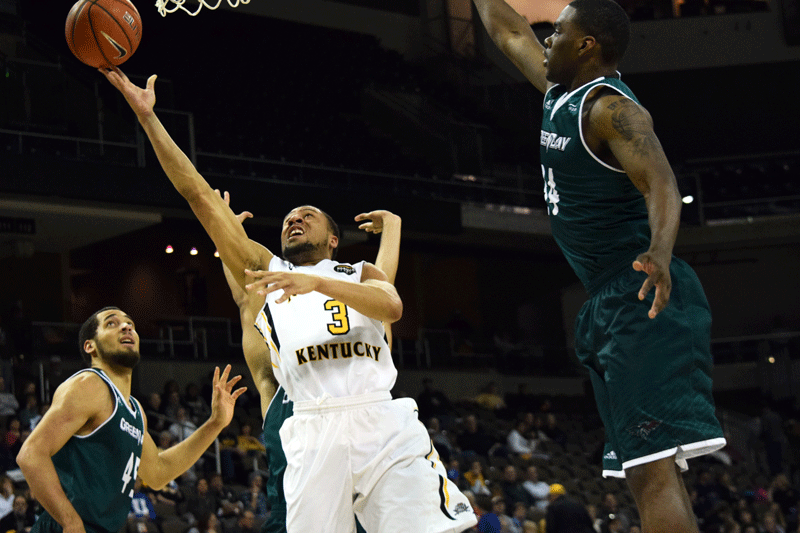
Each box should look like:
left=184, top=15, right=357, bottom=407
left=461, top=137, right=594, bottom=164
left=16, top=442, right=37, bottom=478
left=385, top=297, right=403, bottom=324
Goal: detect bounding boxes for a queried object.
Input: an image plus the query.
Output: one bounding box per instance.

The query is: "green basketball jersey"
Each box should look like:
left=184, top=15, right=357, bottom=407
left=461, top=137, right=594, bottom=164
left=540, top=76, right=651, bottom=294
left=262, top=386, right=293, bottom=518
left=35, top=368, right=145, bottom=533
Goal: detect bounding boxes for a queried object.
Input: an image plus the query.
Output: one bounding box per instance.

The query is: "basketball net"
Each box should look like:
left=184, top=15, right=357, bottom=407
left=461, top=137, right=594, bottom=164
left=155, top=0, right=250, bottom=17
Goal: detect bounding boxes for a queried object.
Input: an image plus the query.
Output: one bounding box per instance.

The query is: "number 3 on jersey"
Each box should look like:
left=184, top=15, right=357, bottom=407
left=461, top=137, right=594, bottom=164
left=121, top=452, right=141, bottom=497
left=324, top=299, right=350, bottom=335
left=541, top=165, right=560, bottom=215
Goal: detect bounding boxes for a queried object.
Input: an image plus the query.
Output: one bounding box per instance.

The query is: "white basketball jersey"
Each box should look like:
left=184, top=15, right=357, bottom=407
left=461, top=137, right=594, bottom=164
left=254, top=257, right=397, bottom=403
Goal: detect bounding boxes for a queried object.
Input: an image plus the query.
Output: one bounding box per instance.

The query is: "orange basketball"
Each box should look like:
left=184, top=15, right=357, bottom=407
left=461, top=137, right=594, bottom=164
left=65, top=0, right=142, bottom=68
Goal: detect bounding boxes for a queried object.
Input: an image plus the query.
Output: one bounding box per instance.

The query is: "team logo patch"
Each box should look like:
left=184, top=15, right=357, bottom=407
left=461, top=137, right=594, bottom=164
left=453, top=503, right=471, bottom=516
left=334, top=265, right=356, bottom=275
left=627, top=420, right=662, bottom=440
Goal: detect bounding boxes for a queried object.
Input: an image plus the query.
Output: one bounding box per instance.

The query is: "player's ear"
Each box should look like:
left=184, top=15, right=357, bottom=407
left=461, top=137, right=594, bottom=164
left=579, top=36, right=596, bottom=55
left=329, top=234, right=339, bottom=251
left=84, top=339, right=96, bottom=357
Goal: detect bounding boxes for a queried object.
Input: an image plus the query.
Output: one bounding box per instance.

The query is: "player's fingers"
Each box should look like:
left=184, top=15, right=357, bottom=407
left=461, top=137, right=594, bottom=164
left=354, top=213, right=369, bottom=221
left=225, top=374, right=243, bottom=391
left=218, top=364, right=231, bottom=385
left=232, top=387, right=247, bottom=400
left=213, top=366, right=220, bottom=385
left=638, top=276, right=655, bottom=301
left=632, top=259, right=646, bottom=272
left=146, top=74, right=157, bottom=90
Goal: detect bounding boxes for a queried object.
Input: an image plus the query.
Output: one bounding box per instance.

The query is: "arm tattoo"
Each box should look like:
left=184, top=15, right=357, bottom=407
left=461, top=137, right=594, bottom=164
left=608, top=98, right=659, bottom=158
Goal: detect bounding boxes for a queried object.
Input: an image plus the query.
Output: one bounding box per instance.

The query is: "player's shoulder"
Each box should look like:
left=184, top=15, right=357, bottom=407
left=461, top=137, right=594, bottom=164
left=52, top=369, right=114, bottom=408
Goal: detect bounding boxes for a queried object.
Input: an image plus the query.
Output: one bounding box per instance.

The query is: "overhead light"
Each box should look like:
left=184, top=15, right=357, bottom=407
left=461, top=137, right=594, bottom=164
left=682, top=195, right=694, bottom=204
left=768, top=356, right=775, bottom=364
left=214, top=250, right=220, bottom=258
left=165, top=245, right=174, bottom=254
left=190, top=247, right=198, bottom=256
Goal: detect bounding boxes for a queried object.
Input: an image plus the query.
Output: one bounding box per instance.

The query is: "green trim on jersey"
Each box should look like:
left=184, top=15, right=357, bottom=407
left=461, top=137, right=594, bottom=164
left=34, top=368, right=145, bottom=533
left=540, top=76, right=650, bottom=295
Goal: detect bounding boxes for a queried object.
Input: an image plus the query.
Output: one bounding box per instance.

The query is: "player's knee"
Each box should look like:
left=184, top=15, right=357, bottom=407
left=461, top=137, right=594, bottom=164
left=625, top=457, right=676, bottom=499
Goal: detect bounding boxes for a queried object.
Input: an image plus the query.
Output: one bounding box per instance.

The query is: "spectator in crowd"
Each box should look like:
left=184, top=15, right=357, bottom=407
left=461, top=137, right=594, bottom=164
left=770, top=473, right=798, bottom=523
left=28, top=402, right=49, bottom=430
left=184, top=383, right=211, bottom=425
left=507, top=419, right=543, bottom=462
left=464, top=460, right=492, bottom=496
left=416, top=378, right=454, bottom=426
left=598, top=492, right=632, bottom=533
left=208, top=472, right=241, bottom=520
left=540, top=413, right=567, bottom=449
left=522, top=519, right=539, bottom=533
left=761, top=510, right=786, bottom=533
left=163, top=390, right=184, bottom=422
left=499, top=465, right=535, bottom=510
left=169, top=407, right=197, bottom=443
left=239, top=472, right=268, bottom=520
left=144, top=392, right=167, bottom=434
left=188, top=511, right=220, bottom=533
left=17, top=395, right=38, bottom=431
left=476, top=494, right=503, bottom=533
left=183, top=477, right=219, bottom=526
left=0, top=476, right=14, bottom=519
left=474, top=382, right=507, bottom=414
left=458, top=414, right=499, bottom=461
left=523, top=465, right=551, bottom=510
left=127, top=477, right=158, bottom=533
left=0, top=494, right=34, bottom=533
left=508, top=501, right=527, bottom=533
left=229, top=510, right=257, bottom=533
left=544, top=484, right=594, bottom=533
left=0, top=377, right=19, bottom=423
left=428, top=416, right=454, bottom=463
left=448, top=458, right=462, bottom=484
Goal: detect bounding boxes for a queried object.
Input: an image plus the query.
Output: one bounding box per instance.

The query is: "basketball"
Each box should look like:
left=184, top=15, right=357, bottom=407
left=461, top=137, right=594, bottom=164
left=65, top=0, right=142, bottom=68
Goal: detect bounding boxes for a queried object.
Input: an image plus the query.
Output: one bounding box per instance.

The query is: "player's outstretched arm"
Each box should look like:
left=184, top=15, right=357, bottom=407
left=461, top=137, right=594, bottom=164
left=244, top=266, right=403, bottom=324
left=138, top=365, right=246, bottom=489
left=17, top=374, right=111, bottom=533
left=590, top=95, right=681, bottom=319
left=472, top=0, right=550, bottom=93
left=216, top=191, right=278, bottom=414
left=99, top=69, right=271, bottom=291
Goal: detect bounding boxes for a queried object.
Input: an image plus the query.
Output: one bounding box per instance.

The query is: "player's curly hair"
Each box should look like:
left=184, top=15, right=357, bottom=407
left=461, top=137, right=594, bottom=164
left=77, top=306, right=120, bottom=364
left=568, top=0, right=631, bottom=64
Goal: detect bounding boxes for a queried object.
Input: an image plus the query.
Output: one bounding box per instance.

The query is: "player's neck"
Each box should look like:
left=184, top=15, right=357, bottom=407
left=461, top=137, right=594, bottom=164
left=567, top=65, right=619, bottom=92
left=94, top=363, right=133, bottom=399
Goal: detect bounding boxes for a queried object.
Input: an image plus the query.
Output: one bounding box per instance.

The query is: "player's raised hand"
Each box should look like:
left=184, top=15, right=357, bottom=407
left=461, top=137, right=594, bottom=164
left=99, top=68, right=156, bottom=118
left=209, top=365, right=246, bottom=427
left=215, top=189, right=253, bottom=225
left=355, top=210, right=400, bottom=234
left=244, top=269, right=321, bottom=304
left=633, top=251, right=672, bottom=319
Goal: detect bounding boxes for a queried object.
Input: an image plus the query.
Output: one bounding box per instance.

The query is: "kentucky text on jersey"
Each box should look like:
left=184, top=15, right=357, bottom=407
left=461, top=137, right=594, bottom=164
left=295, top=341, right=382, bottom=365
left=540, top=130, right=572, bottom=152
left=120, top=418, right=144, bottom=444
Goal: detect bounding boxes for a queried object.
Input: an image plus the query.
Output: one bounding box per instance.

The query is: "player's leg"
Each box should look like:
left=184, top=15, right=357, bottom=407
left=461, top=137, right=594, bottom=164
left=626, top=459, right=698, bottom=533
left=280, top=412, right=356, bottom=533
left=352, top=399, right=477, bottom=533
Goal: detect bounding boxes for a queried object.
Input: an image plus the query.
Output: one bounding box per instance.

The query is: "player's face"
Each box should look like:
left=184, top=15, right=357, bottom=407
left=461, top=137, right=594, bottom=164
left=90, top=309, right=140, bottom=369
left=280, top=206, right=335, bottom=262
left=543, top=6, right=583, bottom=85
